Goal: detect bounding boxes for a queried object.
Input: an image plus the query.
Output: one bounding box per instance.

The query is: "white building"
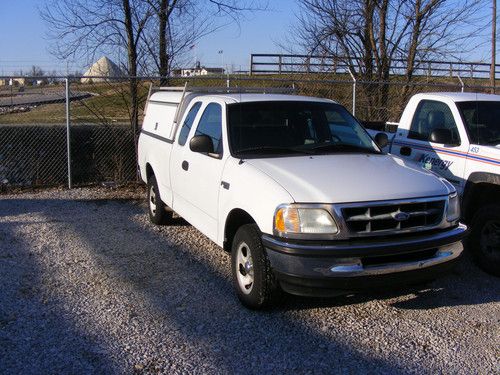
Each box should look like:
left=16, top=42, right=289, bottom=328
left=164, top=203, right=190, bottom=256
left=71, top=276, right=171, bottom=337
left=173, top=62, right=224, bottom=77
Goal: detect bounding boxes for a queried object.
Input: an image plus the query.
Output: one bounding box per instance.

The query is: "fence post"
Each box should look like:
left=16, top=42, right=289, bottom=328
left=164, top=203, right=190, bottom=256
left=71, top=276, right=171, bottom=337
left=348, top=68, right=357, bottom=116
left=65, top=77, right=72, bottom=189
left=456, top=75, right=465, bottom=92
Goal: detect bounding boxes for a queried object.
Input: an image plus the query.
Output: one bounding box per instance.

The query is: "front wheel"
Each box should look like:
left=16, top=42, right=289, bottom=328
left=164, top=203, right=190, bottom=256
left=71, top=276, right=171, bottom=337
left=469, top=204, right=500, bottom=276
left=231, top=224, right=279, bottom=309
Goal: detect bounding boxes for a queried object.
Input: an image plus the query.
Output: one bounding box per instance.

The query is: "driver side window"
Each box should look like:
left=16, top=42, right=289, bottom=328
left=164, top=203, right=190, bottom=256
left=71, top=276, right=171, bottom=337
left=408, top=100, right=460, bottom=143
left=195, top=103, right=223, bottom=155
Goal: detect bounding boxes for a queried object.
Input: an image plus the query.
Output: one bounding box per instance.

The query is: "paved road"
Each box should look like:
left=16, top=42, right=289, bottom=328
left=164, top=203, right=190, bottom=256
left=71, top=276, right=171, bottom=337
left=0, top=188, right=498, bottom=374
left=0, top=90, right=91, bottom=107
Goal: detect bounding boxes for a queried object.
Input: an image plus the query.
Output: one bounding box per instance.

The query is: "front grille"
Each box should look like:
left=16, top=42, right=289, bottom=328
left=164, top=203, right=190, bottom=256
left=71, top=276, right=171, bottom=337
left=342, top=200, right=446, bottom=235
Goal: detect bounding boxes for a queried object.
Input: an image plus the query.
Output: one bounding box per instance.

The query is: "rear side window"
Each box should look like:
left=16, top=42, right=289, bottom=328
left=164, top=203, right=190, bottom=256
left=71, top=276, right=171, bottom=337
left=408, top=100, right=460, bottom=142
left=195, top=103, right=223, bottom=154
left=178, top=102, right=202, bottom=146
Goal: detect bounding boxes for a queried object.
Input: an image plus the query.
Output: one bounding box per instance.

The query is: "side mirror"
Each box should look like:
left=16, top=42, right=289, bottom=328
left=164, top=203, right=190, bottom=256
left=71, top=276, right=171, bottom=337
left=374, top=132, right=388, bottom=149
left=429, top=128, right=455, bottom=145
left=189, top=134, right=214, bottom=154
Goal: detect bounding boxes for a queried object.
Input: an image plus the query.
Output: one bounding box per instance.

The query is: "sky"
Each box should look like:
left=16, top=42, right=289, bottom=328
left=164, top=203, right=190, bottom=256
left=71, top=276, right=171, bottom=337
left=0, top=0, right=495, bottom=76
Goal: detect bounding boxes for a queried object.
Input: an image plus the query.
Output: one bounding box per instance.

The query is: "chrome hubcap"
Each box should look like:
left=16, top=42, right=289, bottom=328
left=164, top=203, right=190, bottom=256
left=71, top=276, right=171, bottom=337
left=236, top=242, right=254, bottom=294
left=149, top=185, right=157, bottom=215
left=480, top=220, right=500, bottom=255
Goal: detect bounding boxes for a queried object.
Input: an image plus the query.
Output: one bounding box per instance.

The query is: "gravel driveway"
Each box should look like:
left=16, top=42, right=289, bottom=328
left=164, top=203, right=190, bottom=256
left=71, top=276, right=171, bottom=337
left=0, top=188, right=498, bottom=374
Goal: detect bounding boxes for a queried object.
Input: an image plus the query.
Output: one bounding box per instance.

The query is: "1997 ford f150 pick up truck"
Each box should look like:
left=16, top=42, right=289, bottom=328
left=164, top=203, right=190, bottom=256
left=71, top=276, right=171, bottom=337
left=368, top=92, right=499, bottom=276
left=138, top=87, right=467, bottom=308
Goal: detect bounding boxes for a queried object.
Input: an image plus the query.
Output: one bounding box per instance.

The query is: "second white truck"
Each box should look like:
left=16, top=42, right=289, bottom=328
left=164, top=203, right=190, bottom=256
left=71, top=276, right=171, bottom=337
left=138, top=87, right=467, bottom=308
left=369, top=92, right=499, bottom=276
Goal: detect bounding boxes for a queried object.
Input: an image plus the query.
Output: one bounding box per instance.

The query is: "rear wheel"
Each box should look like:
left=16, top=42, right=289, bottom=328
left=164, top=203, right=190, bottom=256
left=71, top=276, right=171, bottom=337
left=469, top=204, right=500, bottom=276
left=231, top=224, right=279, bottom=309
left=147, top=175, right=172, bottom=225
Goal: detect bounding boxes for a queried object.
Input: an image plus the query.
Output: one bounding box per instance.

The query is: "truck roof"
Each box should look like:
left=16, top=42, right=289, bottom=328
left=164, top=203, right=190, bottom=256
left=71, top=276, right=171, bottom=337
left=413, top=92, right=500, bottom=102
left=149, top=91, right=336, bottom=105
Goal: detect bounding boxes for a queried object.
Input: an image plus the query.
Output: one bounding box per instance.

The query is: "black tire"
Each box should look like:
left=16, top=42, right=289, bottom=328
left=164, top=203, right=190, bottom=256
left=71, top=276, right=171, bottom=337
left=469, top=204, right=500, bottom=276
left=147, top=175, right=172, bottom=225
left=231, top=224, right=279, bottom=309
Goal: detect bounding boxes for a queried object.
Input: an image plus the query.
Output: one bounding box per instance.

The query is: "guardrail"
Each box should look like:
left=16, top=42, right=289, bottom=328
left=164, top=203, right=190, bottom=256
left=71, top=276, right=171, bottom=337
left=249, top=54, right=500, bottom=79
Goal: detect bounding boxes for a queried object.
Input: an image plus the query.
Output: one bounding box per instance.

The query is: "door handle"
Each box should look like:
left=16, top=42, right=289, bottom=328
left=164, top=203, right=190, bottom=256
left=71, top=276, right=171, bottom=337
left=400, top=146, right=412, bottom=156
left=182, top=160, right=189, bottom=171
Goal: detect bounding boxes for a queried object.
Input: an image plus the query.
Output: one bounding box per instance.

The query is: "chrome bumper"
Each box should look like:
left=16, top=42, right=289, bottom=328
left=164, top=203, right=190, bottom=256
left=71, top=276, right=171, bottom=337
left=262, top=224, right=467, bottom=293
left=326, top=242, right=463, bottom=277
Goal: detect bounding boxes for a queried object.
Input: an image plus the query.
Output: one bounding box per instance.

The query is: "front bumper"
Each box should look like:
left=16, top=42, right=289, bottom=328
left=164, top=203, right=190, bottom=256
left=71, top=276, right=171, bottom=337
left=263, top=224, right=467, bottom=297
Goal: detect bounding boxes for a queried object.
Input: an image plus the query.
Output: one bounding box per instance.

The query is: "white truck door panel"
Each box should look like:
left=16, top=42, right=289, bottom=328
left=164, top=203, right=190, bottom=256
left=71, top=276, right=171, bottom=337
left=391, top=99, right=469, bottom=194
left=171, top=101, right=227, bottom=242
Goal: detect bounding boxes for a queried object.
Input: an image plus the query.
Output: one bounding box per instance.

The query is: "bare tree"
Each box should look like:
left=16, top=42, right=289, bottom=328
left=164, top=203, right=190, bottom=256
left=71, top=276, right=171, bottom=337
left=41, top=0, right=154, bottom=134
left=291, top=0, right=484, bottom=119
left=141, top=0, right=267, bottom=82
left=41, top=0, right=267, bottom=131
left=30, top=66, right=45, bottom=77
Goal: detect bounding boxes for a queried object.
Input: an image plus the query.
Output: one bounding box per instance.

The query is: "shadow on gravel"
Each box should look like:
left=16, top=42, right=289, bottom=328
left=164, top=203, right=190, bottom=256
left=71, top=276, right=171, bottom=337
left=0, top=205, right=118, bottom=374
left=387, top=254, right=500, bottom=310
left=2, top=197, right=498, bottom=374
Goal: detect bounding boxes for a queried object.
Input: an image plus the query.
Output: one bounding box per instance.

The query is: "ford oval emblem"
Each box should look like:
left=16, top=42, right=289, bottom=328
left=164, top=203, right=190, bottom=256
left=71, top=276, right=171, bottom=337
left=393, top=212, right=410, bottom=222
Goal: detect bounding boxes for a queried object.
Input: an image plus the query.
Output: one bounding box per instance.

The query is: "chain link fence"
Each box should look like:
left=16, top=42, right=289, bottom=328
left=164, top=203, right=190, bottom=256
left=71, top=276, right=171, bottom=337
left=0, top=73, right=496, bottom=188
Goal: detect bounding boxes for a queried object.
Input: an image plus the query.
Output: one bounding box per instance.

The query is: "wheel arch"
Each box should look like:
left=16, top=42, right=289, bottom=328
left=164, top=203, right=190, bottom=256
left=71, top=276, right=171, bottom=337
left=223, top=209, right=257, bottom=252
left=462, top=172, right=500, bottom=223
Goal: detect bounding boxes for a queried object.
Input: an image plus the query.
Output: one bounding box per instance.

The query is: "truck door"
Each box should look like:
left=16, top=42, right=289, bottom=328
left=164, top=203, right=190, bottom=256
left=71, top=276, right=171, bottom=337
left=391, top=99, right=468, bottom=193
left=170, top=100, right=227, bottom=242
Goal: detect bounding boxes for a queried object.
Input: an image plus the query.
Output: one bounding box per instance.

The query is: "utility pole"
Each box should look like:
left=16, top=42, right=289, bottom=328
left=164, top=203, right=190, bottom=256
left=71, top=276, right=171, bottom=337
left=491, top=0, right=497, bottom=93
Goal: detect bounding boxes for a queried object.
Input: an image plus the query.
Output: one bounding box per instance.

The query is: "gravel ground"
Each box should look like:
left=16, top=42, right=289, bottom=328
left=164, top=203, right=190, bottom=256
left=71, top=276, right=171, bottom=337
left=0, top=187, right=498, bottom=374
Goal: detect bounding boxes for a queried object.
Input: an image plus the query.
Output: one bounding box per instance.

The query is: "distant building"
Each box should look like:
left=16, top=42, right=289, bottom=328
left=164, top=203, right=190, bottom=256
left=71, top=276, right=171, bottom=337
left=173, top=62, right=224, bottom=77
left=0, top=78, right=27, bottom=86
left=81, top=56, right=125, bottom=83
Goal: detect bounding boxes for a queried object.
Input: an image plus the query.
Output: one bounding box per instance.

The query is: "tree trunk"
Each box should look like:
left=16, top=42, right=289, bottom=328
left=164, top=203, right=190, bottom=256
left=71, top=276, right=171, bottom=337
left=159, top=0, right=170, bottom=85
left=123, top=0, right=140, bottom=135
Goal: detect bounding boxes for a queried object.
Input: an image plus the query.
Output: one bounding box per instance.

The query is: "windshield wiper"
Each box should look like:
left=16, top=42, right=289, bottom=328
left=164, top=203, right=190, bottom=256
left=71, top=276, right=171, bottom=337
left=310, top=143, right=381, bottom=154
left=235, top=146, right=315, bottom=155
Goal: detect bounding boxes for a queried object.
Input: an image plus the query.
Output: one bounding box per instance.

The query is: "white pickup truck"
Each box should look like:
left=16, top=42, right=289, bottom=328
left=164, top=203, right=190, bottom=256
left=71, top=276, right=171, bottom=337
left=368, top=92, right=499, bottom=276
left=138, top=87, right=467, bottom=308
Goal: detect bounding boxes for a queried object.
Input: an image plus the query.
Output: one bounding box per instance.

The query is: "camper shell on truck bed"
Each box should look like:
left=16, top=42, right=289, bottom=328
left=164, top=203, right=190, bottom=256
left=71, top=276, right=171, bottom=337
left=138, top=85, right=467, bottom=309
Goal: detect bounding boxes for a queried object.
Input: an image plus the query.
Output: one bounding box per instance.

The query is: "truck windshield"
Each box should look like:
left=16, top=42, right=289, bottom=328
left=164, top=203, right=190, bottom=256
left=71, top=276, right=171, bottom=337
left=227, top=101, right=379, bottom=157
left=457, top=101, right=500, bottom=146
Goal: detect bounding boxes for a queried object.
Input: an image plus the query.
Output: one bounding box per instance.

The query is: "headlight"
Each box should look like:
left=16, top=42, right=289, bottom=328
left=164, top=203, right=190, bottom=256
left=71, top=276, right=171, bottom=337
left=274, top=205, right=338, bottom=235
left=446, top=193, right=460, bottom=222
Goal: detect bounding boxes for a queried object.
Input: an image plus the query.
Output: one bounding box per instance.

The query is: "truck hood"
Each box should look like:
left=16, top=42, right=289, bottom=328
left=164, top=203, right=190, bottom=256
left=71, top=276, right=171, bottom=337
left=246, top=154, right=451, bottom=203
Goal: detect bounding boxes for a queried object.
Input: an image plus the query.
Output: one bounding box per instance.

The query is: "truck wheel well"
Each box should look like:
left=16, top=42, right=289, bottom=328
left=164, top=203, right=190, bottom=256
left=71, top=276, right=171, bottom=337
left=464, top=182, right=500, bottom=223
left=145, top=163, right=154, bottom=181
left=224, top=209, right=256, bottom=252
